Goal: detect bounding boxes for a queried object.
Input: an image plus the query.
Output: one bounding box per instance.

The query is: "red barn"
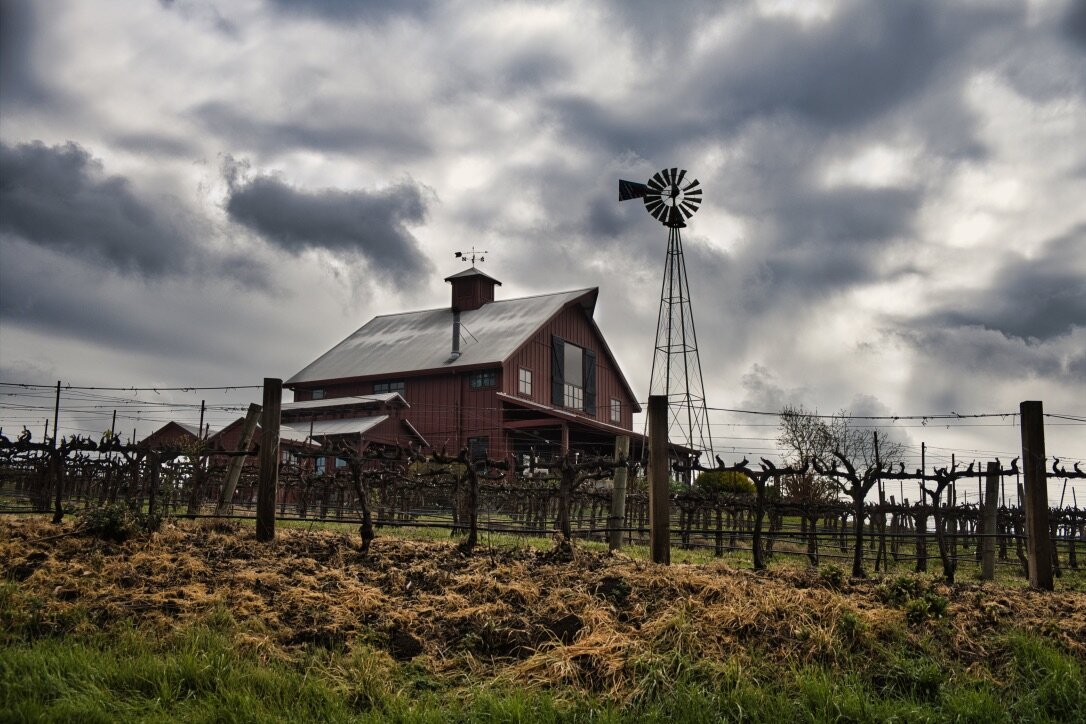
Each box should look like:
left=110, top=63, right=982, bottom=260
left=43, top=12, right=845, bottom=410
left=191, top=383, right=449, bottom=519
left=285, top=268, right=642, bottom=462
left=139, top=421, right=204, bottom=449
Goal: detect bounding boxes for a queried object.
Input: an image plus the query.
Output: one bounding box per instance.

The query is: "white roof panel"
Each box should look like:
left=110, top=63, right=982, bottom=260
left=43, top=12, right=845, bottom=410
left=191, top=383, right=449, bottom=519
left=304, top=415, right=389, bottom=437
left=286, top=288, right=597, bottom=385
left=281, top=393, right=407, bottom=411
left=278, top=424, right=315, bottom=445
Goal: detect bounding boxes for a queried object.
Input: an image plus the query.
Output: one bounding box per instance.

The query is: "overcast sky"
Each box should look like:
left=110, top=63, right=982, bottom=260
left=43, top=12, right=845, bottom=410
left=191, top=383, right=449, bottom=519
left=1, top=0, right=1084, bottom=487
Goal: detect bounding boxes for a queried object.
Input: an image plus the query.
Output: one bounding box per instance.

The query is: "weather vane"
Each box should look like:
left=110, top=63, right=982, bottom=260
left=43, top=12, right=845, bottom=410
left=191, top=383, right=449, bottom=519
left=453, top=247, right=488, bottom=266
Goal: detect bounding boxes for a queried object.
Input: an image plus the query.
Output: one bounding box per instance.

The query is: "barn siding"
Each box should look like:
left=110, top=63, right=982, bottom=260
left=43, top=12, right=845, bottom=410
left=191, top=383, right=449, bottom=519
left=504, top=305, right=637, bottom=430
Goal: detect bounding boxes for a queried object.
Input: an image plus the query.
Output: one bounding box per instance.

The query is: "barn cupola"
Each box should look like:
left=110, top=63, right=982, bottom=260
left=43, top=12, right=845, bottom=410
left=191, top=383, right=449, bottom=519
left=445, top=267, right=502, bottom=312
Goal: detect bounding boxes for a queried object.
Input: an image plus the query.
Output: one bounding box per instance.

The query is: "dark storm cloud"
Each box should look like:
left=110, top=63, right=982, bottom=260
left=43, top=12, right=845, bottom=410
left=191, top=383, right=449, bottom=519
left=751, top=185, right=922, bottom=296
left=692, top=1, right=1018, bottom=131
left=0, top=140, right=193, bottom=276
left=920, top=226, right=1086, bottom=341
left=1064, top=0, right=1086, bottom=47
left=265, top=0, right=432, bottom=24
left=0, top=245, right=188, bottom=356
left=0, top=240, right=274, bottom=367
left=0, top=0, right=48, bottom=106
left=894, top=324, right=1073, bottom=381
left=224, top=165, right=433, bottom=285
left=550, top=1, right=1019, bottom=158
left=192, top=101, right=432, bottom=159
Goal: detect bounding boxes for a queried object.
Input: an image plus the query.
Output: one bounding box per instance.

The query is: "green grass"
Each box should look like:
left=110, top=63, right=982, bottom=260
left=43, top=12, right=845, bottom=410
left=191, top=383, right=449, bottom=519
left=3, top=607, right=1084, bottom=723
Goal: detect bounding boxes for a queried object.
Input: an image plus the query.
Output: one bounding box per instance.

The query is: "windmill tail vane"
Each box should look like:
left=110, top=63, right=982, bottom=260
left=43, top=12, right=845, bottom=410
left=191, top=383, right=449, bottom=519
left=619, top=167, right=702, bottom=228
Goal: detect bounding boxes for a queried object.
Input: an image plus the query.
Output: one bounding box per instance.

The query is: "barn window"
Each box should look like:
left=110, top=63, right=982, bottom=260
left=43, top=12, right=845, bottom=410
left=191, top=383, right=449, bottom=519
left=564, top=384, right=583, bottom=410
left=518, top=367, right=532, bottom=396
left=311, top=388, right=325, bottom=400
left=335, top=456, right=348, bottom=468
left=315, top=457, right=326, bottom=474
left=469, top=370, right=498, bottom=389
left=373, top=380, right=405, bottom=395
left=551, top=336, right=596, bottom=415
left=610, top=398, right=621, bottom=423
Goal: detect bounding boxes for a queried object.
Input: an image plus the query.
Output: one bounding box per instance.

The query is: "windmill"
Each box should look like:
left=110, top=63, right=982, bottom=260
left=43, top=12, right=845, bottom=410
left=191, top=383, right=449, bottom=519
left=620, top=168, right=713, bottom=468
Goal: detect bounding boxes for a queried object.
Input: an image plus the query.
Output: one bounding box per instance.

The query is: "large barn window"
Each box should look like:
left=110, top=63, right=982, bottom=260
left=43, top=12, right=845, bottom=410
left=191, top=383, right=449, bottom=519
left=311, top=389, right=325, bottom=400
left=551, top=336, right=596, bottom=415
left=373, top=380, right=405, bottom=395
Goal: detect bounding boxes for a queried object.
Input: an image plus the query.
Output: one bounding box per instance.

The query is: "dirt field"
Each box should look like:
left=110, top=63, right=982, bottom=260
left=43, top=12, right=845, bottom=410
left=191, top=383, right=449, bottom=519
left=3, top=516, right=1083, bottom=704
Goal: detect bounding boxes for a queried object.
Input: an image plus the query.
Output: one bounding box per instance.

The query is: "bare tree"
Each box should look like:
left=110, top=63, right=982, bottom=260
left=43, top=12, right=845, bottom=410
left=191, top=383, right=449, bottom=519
left=778, top=405, right=903, bottom=472
left=778, top=405, right=905, bottom=577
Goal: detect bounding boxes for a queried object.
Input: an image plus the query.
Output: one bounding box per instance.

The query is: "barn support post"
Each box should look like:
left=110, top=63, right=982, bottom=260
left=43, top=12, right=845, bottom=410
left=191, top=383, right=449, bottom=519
left=648, top=395, right=670, bottom=565
left=216, top=403, right=262, bottom=515
left=1020, top=400, right=1053, bottom=590
left=981, top=461, right=1000, bottom=580
left=608, top=435, right=630, bottom=551
left=256, top=378, right=282, bottom=543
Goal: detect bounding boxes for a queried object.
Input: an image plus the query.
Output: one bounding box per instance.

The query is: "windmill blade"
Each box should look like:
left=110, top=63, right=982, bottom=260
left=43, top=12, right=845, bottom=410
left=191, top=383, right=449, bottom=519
left=651, top=171, right=667, bottom=189
left=619, top=179, right=649, bottom=201
left=682, top=178, right=701, bottom=192
left=645, top=199, right=665, bottom=217
left=668, top=168, right=679, bottom=185
left=675, top=169, right=687, bottom=186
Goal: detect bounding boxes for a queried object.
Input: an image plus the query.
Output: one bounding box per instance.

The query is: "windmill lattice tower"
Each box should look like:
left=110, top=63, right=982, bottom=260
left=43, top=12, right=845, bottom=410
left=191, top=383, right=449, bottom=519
left=620, top=169, right=714, bottom=465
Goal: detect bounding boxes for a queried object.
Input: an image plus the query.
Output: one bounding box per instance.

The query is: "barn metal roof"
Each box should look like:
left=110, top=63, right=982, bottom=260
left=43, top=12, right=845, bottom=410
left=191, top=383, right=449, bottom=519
left=278, top=424, right=316, bottom=445
left=286, top=288, right=598, bottom=385
left=280, top=393, right=408, bottom=411
left=303, top=416, right=389, bottom=437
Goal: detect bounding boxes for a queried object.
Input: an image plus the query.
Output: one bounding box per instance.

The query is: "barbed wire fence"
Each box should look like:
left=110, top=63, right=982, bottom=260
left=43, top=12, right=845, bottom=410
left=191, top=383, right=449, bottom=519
left=1, top=380, right=1084, bottom=584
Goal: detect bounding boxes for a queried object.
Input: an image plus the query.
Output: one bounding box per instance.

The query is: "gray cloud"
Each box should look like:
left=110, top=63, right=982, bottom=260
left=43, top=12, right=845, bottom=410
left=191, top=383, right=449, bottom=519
left=0, top=239, right=276, bottom=368
left=548, top=1, right=1018, bottom=161
left=920, top=226, right=1086, bottom=341
left=265, top=0, right=432, bottom=24
left=192, top=101, right=432, bottom=160
left=0, top=0, right=48, bottom=106
left=158, top=0, right=239, bottom=37
left=694, top=2, right=1016, bottom=131
left=0, top=140, right=194, bottom=276
left=895, top=324, right=1079, bottom=387
left=1064, top=0, right=1086, bottom=47
left=224, top=163, right=433, bottom=286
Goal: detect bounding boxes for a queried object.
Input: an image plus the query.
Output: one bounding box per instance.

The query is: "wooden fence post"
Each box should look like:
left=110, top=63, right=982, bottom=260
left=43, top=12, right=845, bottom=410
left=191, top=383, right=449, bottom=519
left=256, top=378, right=282, bottom=542
left=217, top=403, right=262, bottom=515
left=1020, top=400, right=1053, bottom=590
left=981, top=461, right=999, bottom=580
left=146, top=451, right=161, bottom=518
left=648, top=395, right=670, bottom=565
left=609, top=435, right=630, bottom=551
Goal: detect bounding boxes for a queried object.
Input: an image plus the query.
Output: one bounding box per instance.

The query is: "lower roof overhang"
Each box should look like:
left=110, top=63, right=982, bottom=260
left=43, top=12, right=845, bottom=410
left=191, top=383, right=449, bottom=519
left=496, top=393, right=645, bottom=441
